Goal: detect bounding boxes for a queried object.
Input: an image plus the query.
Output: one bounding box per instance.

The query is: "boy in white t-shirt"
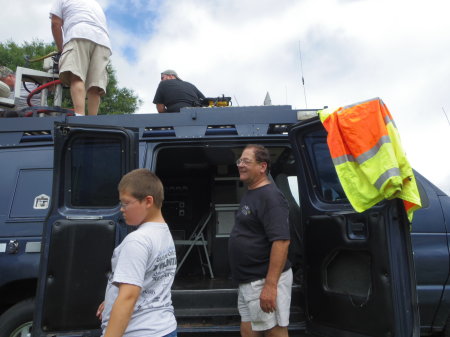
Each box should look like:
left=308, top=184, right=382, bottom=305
left=96, top=169, right=177, bottom=337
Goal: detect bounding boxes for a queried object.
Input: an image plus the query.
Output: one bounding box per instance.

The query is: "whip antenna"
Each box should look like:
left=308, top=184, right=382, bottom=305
left=299, top=41, right=308, bottom=108
left=443, top=107, right=450, bottom=126
left=234, top=95, right=240, bottom=107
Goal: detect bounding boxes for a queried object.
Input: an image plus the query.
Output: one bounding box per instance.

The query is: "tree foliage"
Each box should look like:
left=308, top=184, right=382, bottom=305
left=0, top=40, right=142, bottom=114
left=100, top=65, right=142, bottom=115
left=0, top=40, right=55, bottom=71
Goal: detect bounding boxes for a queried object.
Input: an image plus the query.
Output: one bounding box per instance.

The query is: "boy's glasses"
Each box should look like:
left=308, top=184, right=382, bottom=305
left=119, top=199, right=139, bottom=209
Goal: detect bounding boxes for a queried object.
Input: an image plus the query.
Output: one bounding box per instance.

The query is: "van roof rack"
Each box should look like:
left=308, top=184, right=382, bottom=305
left=0, top=105, right=320, bottom=146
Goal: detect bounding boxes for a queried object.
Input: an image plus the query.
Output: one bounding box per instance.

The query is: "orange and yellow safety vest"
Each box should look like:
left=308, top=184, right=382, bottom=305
left=319, top=97, right=421, bottom=222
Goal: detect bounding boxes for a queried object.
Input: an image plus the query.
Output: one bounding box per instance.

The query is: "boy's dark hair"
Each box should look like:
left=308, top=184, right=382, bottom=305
left=245, top=144, right=271, bottom=173
left=118, top=169, right=164, bottom=208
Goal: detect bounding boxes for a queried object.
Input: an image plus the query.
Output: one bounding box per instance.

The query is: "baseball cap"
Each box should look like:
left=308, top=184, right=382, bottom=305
left=0, top=66, right=14, bottom=79
left=161, top=69, right=180, bottom=80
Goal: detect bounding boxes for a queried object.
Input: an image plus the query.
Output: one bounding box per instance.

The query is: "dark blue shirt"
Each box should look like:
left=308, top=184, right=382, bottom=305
left=153, top=79, right=205, bottom=112
left=228, top=183, right=291, bottom=283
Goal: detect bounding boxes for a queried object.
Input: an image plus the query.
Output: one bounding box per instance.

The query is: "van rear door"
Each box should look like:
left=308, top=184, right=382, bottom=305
left=289, top=117, right=420, bottom=337
left=33, top=123, right=138, bottom=337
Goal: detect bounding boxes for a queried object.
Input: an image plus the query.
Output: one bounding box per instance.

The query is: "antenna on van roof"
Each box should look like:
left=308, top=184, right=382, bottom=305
left=298, top=40, right=308, bottom=109
left=234, top=95, right=240, bottom=106
left=443, top=107, right=450, bottom=126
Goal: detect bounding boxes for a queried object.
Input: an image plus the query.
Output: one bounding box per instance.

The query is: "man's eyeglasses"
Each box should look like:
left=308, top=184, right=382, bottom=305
left=119, top=199, right=140, bottom=209
left=236, top=158, right=259, bottom=166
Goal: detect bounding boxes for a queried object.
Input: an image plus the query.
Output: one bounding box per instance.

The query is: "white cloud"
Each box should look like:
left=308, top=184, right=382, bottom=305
left=0, top=1, right=54, bottom=42
left=2, top=0, right=449, bottom=194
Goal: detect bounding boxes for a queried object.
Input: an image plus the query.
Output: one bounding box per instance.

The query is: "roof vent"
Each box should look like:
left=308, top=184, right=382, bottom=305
left=267, top=124, right=291, bottom=134
left=205, top=125, right=238, bottom=136
left=20, top=130, right=52, bottom=143
left=143, top=126, right=175, bottom=138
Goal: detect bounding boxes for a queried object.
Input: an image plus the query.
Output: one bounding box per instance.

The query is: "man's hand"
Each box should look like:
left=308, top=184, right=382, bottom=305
left=156, top=103, right=166, bottom=113
left=260, top=283, right=277, bottom=313
left=96, top=301, right=105, bottom=320
left=260, top=240, right=290, bottom=314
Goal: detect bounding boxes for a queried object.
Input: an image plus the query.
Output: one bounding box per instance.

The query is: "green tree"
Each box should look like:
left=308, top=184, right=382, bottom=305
left=0, top=40, right=55, bottom=70
left=0, top=40, right=142, bottom=114
left=100, top=65, right=142, bottom=115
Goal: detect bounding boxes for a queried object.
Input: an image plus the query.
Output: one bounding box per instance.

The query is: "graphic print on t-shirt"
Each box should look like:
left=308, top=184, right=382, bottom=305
left=137, top=247, right=176, bottom=311
left=240, top=205, right=252, bottom=216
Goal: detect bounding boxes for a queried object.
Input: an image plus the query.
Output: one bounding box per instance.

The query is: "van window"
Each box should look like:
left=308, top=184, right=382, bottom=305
left=70, top=137, right=122, bottom=207
left=304, top=130, right=347, bottom=202
left=287, top=176, right=300, bottom=206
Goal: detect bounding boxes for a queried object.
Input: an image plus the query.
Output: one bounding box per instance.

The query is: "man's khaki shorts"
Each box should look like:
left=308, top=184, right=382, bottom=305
left=59, top=39, right=111, bottom=95
left=238, top=268, right=293, bottom=331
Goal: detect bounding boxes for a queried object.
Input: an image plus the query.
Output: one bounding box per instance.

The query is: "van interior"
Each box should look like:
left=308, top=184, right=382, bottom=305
left=154, top=144, right=305, bottom=327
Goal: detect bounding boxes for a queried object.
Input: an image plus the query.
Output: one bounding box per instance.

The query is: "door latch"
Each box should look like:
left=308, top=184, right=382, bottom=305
left=6, top=240, right=19, bottom=254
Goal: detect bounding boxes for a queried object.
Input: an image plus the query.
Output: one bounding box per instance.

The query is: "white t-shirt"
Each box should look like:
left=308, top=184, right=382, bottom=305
left=50, top=0, right=111, bottom=50
left=101, top=222, right=177, bottom=337
left=4, top=83, right=41, bottom=111
left=14, top=83, right=41, bottom=110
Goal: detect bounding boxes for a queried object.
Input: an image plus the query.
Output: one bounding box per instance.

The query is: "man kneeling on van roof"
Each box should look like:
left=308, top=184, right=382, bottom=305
left=153, top=69, right=205, bottom=113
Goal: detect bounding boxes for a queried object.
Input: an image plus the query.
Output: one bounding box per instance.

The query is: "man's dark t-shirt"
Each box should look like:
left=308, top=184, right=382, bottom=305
left=228, top=183, right=291, bottom=284
left=153, top=79, right=205, bottom=112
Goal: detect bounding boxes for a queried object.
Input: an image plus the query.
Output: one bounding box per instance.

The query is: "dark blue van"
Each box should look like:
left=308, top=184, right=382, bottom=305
left=0, top=104, right=448, bottom=337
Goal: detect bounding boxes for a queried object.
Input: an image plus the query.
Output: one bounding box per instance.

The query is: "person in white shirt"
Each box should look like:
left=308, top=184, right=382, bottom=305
left=49, top=0, right=112, bottom=116
left=96, top=169, right=177, bottom=337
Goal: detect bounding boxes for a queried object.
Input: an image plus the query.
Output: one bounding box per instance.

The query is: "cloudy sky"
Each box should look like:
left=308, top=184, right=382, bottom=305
left=1, top=0, right=449, bottom=194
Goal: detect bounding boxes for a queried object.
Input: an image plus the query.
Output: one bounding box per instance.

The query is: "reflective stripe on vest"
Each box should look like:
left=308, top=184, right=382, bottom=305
left=319, top=97, right=421, bottom=222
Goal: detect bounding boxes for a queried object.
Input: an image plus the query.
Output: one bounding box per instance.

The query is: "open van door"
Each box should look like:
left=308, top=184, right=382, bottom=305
left=289, top=117, right=420, bottom=337
left=33, top=123, right=138, bottom=337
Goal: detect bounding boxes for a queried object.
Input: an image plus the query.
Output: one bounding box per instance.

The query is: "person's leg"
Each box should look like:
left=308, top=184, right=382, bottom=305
left=58, top=40, right=90, bottom=115
left=264, top=325, right=289, bottom=337
left=239, top=286, right=264, bottom=337
left=69, top=74, right=86, bottom=115
left=241, top=321, right=264, bottom=337
left=87, top=87, right=101, bottom=115
left=85, top=44, right=110, bottom=115
left=263, top=269, right=293, bottom=337
left=239, top=280, right=277, bottom=337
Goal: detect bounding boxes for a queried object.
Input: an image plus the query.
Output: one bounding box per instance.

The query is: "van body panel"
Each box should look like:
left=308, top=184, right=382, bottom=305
left=0, top=148, right=53, bottom=237
left=0, top=107, right=446, bottom=336
left=409, top=173, right=450, bottom=334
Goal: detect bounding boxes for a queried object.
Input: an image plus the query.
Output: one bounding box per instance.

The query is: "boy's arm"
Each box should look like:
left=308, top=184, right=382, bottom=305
left=104, top=283, right=141, bottom=337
